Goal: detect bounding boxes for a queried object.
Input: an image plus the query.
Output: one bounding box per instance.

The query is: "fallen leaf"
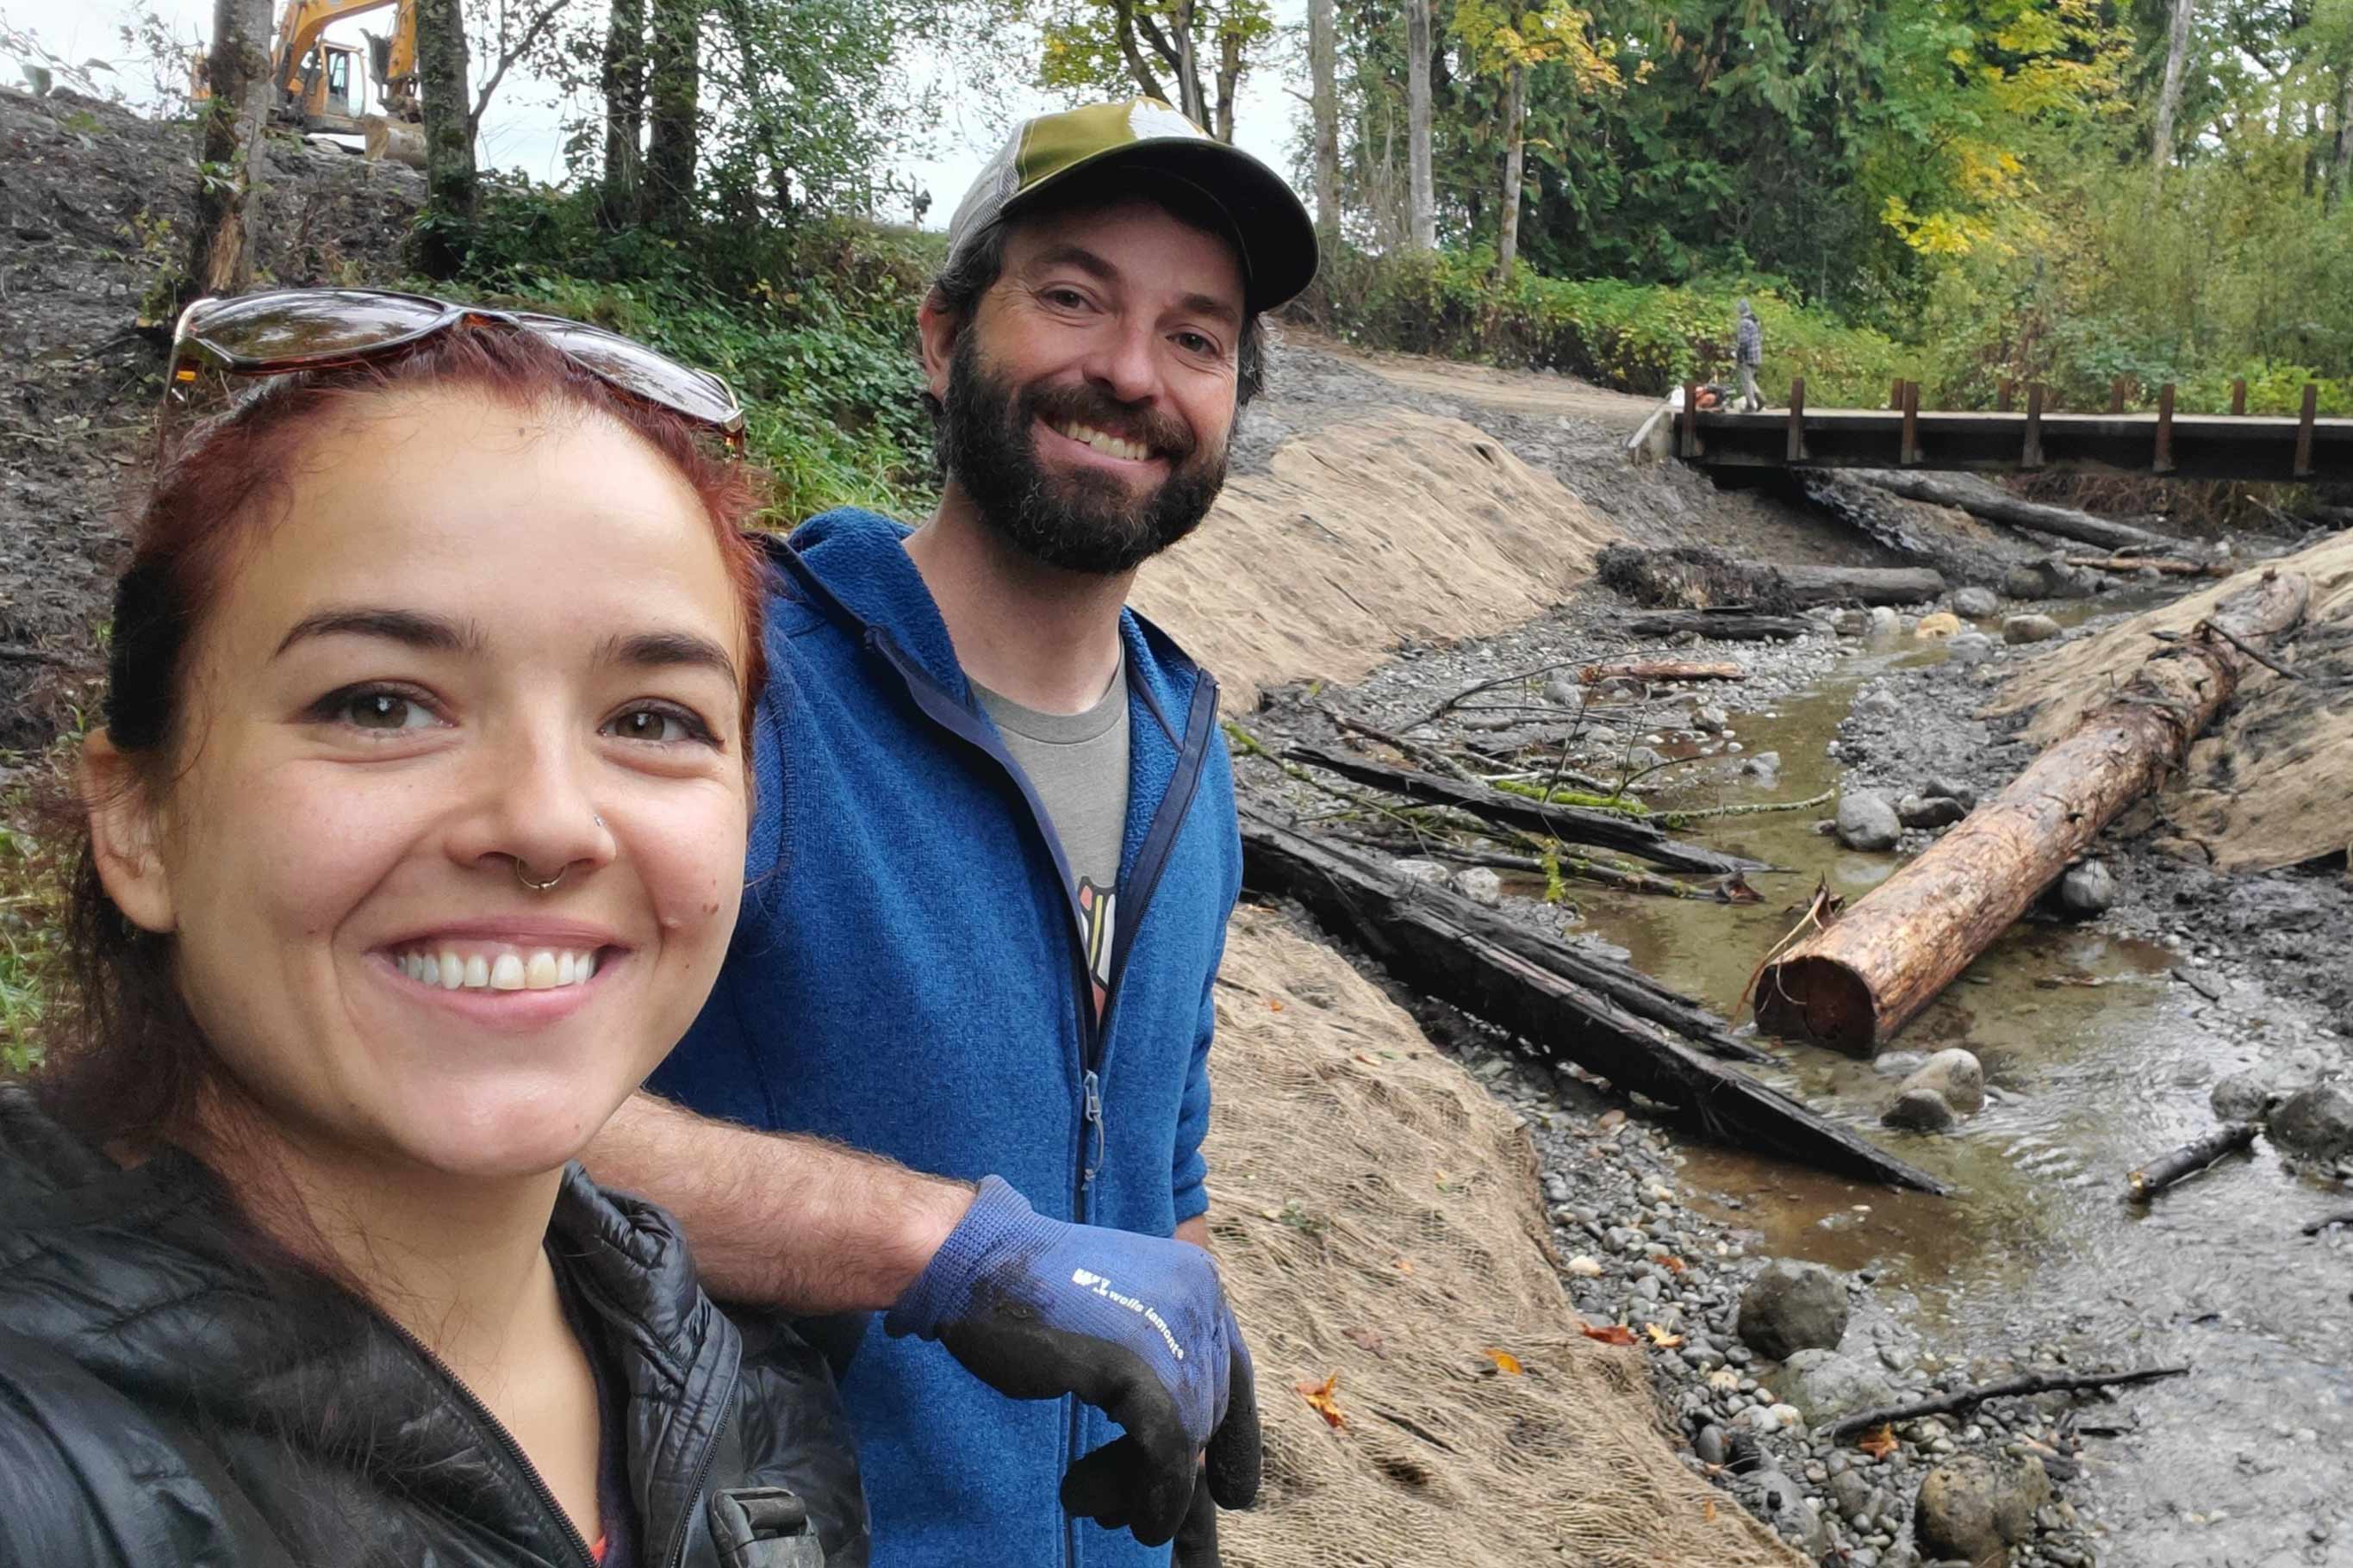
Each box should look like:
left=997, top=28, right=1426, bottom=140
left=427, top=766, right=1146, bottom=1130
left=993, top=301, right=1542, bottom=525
left=1707, top=1369, right=1741, bottom=1391
left=1659, top=1255, right=1688, bottom=1273
left=1580, top=1323, right=1639, bottom=1347
left=1856, top=1423, right=1900, bottom=1460
left=1353, top=1051, right=1378, bottom=1064
left=1392, top=1257, right=1416, bottom=1275
left=1643, top=1323, right=1684, bottom=1349
left=1341, top=1326, right=1387, bottom=1359
left=1296, top=1372, right=1346, bottom=1428
left=1268, top=998, right=1285, bottom=1011
left=1704, top=1497, right=1717, bottom=1523
left=1484, top=1347, right=1523, bottom=1375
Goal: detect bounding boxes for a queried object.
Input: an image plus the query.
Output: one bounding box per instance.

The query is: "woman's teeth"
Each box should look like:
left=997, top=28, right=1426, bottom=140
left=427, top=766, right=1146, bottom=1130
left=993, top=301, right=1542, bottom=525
left=1052, top=420, right=1151, bottom=462
left=393, top=947, right=599, bottom=992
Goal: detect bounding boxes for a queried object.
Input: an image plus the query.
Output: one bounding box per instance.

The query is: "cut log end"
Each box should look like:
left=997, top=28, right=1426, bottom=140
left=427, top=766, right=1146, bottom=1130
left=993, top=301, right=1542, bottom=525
left=1753, top=955, right=1879, bottom=1055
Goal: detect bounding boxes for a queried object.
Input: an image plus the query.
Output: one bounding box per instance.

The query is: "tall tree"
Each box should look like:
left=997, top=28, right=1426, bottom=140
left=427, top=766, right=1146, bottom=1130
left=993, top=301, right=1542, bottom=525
left=1495, top=60, right=1524, bottom=276
left=600, top=0, right=648, bottom=229
left=644, top=0, right=700, bottom=232
left=185, top=0, right=273, bottom=298
left=1308, top=0, right=1341, bottom=243
left=1038, top=0, right=1271, bottom=142
left=414, top=0, right=479, bottom=277
left=1404, top=0, right=1435, bottom=249
left=2151, top=0, right=2198, bottom=179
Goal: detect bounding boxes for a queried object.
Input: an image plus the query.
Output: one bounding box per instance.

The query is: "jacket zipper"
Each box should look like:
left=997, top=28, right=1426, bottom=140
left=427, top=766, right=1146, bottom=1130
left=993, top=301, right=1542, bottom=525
left=661, top=1360, right=743, bottom=1568
left=364, top=1305, right=601, bottom=1568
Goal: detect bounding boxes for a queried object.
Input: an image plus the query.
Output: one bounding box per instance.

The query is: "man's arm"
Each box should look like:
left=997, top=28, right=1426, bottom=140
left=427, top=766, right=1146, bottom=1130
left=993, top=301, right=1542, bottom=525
left=584, top=1091, right=975, bottom=1312
left=1173, top=1215, right=1209, bottom=1248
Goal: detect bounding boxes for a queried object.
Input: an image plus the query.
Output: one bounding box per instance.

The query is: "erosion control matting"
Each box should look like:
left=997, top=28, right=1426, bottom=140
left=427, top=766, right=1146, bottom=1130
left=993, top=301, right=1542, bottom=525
left=1205, top=905, right=1802, bottom=1568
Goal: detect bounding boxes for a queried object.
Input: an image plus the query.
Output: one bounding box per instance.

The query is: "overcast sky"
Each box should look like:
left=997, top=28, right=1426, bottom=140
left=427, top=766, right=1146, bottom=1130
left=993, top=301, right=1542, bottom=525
left=1, top=0, right=1303, bottom=227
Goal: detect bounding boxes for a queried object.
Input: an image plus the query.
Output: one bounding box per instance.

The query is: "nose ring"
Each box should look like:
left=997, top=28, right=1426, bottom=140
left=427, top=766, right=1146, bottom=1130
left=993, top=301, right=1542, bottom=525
left=514, top=858, right=567, bottom=893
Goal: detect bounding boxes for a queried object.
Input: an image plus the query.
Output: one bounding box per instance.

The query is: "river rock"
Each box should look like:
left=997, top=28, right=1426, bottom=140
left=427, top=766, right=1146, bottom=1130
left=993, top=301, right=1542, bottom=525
left=1902, top=1048, right=1986, bottom=1116
left=1695, top=1423, right=1729, bottom=1465
left=1542, top=674, right=1584, bottom=708
left=1738, top=1260, right=1850, bottom=1359
left=1741, top=750, right=1782, bottom=786
left=1915, top=611, right=1963, bottom=638
left=2002, top=613, right=2063, bottom=645
left=2211, top=1050, right=2327, bottom=1123
left=1883, top=1088, right=1957, bottom=1132
left=2053, top=858, right=2115, bottom=917
left=1867, top=605, right=1901, bottom=637
left=1925, top=775, right=1980, bottom=810
left=1912, top=1453, right=2051, bottom=1564
left=1838, top=792, right=1903, bottom=852
left=1833, top=608, right=1871, bottom=636
left=1951, top=587, right=2000, bottom=618
left=1692, top=704, right=1728, bottom=733
left=2269, top=1081, right=2353, bottom=1161
left=1897, top=793, right=1969, bottom=829
left=1454, top=867, right=1505, bottom=907
left=1947, top=632, right=1998, bottom=668
left=1781, top=1349, right=1896, bottom=1428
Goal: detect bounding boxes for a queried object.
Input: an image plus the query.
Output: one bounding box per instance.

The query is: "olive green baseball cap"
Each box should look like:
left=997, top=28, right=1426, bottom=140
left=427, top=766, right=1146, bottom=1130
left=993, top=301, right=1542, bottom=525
left=943, top=97, right=1319, bottom=316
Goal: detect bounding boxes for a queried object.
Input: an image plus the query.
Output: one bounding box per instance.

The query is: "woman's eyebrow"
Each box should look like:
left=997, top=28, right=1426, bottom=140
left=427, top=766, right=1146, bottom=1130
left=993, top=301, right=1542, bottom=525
left=598, top=629, right=741, bottom=691
left=273, top=607, right=484, bottom=659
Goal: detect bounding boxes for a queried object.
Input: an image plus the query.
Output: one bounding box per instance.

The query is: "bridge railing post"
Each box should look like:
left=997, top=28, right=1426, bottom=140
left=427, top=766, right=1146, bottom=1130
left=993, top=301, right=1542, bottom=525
left=1900, top=380, right=1920, bottom=466
left=1787, top=376, right=1808, bottom=462
left=2295, top=383, right=2318, bottom=478
left=2155, top=383, right=2176, bottom=475
left=2023, top=383, right=2045, bottom=470
left=2231, top=378, right=2248, bottom=417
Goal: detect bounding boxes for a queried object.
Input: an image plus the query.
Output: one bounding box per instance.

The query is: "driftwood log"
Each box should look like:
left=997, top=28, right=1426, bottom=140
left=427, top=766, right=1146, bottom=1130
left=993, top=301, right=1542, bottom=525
left=2128, top=1123, right=2259, bottom=1199
left=1852, top=470, right=2182, bottom=555
left=1624, top=611, right=1816, bottom=642
left=1755, top=569, right=2311, bottom=1054
left=1285, top=744, right=1768, bottom=877
left=1825, top=1366, right=2190, bottom=1443
left=1240, top=811, right=1947, bottom=1193
left=2064, top=555, right=2232, bottom=578
left=1598, top=542, right=1945, bottom=609
left=1581, top=659, right=1746, bottom=683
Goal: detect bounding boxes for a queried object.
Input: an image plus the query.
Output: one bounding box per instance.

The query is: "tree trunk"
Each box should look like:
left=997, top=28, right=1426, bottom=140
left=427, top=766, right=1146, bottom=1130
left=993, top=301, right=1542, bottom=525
left=644, top=0, right=700, bottom=233
left=185, top=0, right=274, bottom=300
left=1171, top=0, right=1206, bottom=126
left=1404, top=0, right=1435, bottom=249
left=2151, top=0, right=2195, bottom=180
left=1240, top=811, right=1948, bottom=1193
left=1623, top=611, right=1816, bottom=641
left=1308, top=0, right=1340, bottom=245
left=1495, top=61, right=1525, bottom=281
left=2331, top=66, right=2353, bottom=209
left=1755, top=569, right=2310, bottom=1055
left=1212, top=20, right=1241, bottom=142
left=1852, top=470, right=2182, bottom=555
left=413, top=0, right=477, bottom=277
left=599, top=0, right=647, bottom=231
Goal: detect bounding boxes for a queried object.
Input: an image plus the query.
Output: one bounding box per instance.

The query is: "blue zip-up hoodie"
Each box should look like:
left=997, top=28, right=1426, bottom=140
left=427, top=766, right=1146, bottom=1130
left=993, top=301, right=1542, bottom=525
left=647, top=507, right=1240, bottom=1568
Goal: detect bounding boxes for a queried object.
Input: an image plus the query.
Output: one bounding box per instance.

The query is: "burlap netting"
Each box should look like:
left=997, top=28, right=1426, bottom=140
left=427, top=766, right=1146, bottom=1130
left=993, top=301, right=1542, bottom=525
left=1203, top=905, right=1802, bottom=1567
left=1985, top=532, right=2353, bottom=872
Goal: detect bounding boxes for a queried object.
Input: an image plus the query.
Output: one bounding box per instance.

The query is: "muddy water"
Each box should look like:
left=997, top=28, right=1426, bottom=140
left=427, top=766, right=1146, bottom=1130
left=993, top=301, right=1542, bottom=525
left=1563, top=631, right=2353, bottom=1567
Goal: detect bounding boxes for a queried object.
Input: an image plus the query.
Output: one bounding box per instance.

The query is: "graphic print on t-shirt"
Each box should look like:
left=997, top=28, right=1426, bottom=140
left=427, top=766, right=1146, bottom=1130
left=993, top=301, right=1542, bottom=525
left=1077, top=877, right=1117, bottom=1017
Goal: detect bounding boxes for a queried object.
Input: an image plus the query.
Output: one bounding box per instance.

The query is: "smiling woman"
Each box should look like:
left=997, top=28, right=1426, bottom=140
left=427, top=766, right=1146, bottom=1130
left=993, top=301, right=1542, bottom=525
left=0, top=300, right=867, bottom=1567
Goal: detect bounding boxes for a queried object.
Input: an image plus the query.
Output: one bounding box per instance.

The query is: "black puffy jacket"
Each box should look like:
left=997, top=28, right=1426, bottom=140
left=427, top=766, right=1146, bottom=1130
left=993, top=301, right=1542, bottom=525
left=0, top=1090, right=869, bottom=1568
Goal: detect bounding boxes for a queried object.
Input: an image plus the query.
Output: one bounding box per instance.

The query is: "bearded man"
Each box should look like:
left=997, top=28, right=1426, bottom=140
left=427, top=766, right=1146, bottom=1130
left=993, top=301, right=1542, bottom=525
left=583, top=100, right=1317, bottom=1568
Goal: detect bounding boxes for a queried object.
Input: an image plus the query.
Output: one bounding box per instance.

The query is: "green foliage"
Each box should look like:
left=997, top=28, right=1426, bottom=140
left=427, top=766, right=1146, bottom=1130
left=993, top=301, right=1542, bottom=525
left=1323, top=247, right=1917, bottom=404
left=0, top=781, right=71, bottom=1079
left=459, top=181, right=942, bottom=522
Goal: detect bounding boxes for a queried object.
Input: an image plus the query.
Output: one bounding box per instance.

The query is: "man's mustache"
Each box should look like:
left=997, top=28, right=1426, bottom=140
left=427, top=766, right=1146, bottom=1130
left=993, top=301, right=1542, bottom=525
left=1022, top=383, right=1199, bottom=463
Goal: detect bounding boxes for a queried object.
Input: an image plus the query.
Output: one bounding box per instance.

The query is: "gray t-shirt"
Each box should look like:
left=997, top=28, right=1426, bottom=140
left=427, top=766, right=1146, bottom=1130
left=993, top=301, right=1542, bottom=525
left=974, top=656, right=1131, bottom=1011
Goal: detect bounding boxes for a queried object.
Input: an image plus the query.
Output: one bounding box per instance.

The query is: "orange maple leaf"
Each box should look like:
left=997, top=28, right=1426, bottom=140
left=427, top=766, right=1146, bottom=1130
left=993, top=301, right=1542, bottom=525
left=1581, top=1323, right=1639, bottom=1347
left=1296, top=1372, right=1346, bottom=1428
left=1643, top=1323, right=1684, bottom=1348
left=1484, top=1347, right=1523, bottom=1375
left=1856, top=1424, right=1899, bottom=1460
left=1659, top=1255, right=1688, bottom=1274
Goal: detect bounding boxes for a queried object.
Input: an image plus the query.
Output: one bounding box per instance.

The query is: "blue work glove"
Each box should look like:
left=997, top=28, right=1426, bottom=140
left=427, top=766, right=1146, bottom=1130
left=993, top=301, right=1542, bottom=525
left=885, top=1177, right=1261, bottom=1552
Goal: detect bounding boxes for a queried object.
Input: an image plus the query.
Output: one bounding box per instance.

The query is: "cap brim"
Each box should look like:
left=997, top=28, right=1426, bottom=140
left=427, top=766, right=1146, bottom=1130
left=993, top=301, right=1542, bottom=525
left=1008, top=139, right=1319, bottom=318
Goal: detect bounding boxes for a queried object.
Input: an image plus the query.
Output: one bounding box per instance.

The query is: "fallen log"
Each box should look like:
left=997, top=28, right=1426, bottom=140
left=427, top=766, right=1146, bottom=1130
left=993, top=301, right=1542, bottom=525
left=1597, top=543, right=1945, bottom=609
left=1755, top=569, right=2311, bottom=1054
left=1332, top=833, right=1719, bottom=901
left=1624, top=611, right=1815, bottom=642
left=1285, top=744, right=1768, bottom=877
left=2128, top=1123, right=2258, bottom=1199
left=1240, top=811, right=1947, bottom=1192
left=1770, top=564, right=1948, bottom=607
left=1581, top=659, right=1746, bottom=683
left=1852, top=470, right=2184, bottom=555
left=1826, top=1366, right=2190, bottom=1444
left=2064, top=555, right=2232, bottom=578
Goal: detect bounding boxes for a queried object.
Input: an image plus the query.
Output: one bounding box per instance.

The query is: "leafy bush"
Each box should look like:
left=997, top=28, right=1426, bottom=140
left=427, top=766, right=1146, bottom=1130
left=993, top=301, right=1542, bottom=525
left=1319, top=247, right=1920, bottom=407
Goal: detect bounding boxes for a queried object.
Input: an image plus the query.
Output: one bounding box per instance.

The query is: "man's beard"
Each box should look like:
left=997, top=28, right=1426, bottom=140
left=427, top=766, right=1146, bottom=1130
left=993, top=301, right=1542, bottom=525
left=940, top=335, right=1229, bottom=576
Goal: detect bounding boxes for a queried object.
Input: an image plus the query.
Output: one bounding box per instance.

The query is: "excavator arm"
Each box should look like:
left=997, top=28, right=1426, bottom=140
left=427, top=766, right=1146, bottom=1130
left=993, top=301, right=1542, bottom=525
left=272, top=0, right=414, bottom=96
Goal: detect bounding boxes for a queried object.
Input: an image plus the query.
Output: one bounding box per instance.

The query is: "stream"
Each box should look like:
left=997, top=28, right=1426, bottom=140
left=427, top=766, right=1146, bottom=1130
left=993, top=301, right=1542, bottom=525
left=1560, top=631, right=2353, bottom=1566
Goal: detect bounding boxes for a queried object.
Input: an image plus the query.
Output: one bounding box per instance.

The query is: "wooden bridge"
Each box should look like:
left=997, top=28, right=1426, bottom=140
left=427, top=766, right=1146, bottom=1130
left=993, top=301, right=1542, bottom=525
left=1670, top=377, right=2351, bottom=484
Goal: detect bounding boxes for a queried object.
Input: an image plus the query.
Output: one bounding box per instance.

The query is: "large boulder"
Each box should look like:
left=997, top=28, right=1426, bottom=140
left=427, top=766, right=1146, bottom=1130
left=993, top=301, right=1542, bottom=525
left=1897, top=793, right=1969, bottom=829
left=1838, top=792, right=1903, bottom=852
left=2001, top=613, right=2063, bottom=645
left=2269, top=1082, right=2353, bottom=1161
left=2053, top=858, right=2116, bottom=918
left=2211, top=1050, right=2327, bottom=1123
left=1947, top=631, right=1998, bottom=668
left=1901, top=1048, right=1987, bottom=1117
left=1778, top=1348, right=1896, bottom=1428
left=1883, top=1088, right=1957, bottom=1133
left=1913, top=1452, right=2051, bottom=1564
left=1951, top=586, right=2000, bottom=619
left=1737, top=1260, right=1850, bottom=1360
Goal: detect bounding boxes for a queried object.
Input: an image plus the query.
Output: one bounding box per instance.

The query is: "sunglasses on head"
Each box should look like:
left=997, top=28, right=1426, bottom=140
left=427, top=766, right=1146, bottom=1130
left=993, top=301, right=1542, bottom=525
left=167, top=288, right=747, bottom=445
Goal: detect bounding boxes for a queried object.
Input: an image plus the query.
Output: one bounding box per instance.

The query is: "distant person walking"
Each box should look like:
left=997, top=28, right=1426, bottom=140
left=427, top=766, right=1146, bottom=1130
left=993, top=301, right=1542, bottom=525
left=1734, top=297, right=1763, bottom=411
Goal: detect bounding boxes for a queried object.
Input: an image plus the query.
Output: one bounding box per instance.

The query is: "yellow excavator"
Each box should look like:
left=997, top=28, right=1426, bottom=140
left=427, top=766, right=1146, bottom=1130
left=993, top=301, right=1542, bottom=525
left=192, top=0, right=420, bottom=136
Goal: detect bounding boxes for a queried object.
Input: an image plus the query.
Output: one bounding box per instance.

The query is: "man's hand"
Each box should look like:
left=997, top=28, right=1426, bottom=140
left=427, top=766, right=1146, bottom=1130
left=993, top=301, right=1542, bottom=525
left=884, top=1177, right=1261, bottom=1549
